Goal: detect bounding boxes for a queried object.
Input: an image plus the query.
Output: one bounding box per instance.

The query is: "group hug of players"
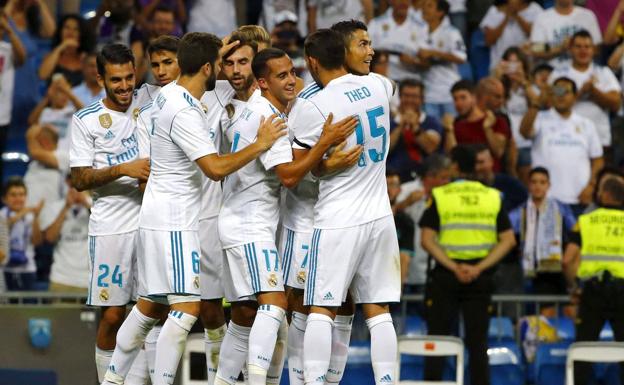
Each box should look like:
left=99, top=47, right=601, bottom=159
left=70, top=19, right=400, bottom=385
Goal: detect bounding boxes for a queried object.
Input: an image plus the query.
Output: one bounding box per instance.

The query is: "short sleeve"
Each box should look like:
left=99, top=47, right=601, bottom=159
left=290, top=99, right=325, bottom=150
left=480, top=6, right=502, bottom=30
left=584, top=10, right=602, bottom=44
left=585, top=120, right=603, bottom=159
left=39, top=200, right=65, bottom=232
left=530, top=14, right=547, bottom=42
left=259, top=134, right=293, bottom=170
left=55, top=148, right=70, bottom=173
left=170, top=108, right=217, bottom=161
left=448, top=29, right=467, bottom=61
left=418, top=197, right=440, bottom=231
left=496, top=207, right=512, bottom=232
left=597, top=67, right=621, bottom=93
left=493, top=116, right=511, bottom=139
left=69, top=115, right=95, bottom=168
left=136, top=110, right=151, bottom=158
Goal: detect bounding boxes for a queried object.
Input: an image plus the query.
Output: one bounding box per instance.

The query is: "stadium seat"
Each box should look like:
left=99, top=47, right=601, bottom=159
left=2, top=152, right=29, bottom=182
left=0, top=369, right=57, bottom=385
left=566, top=342, right=624, bottom=385
left=397, top=335, right=464, bottom=385
left=488, top=317, right=514, bottom=342
left=535, top=341, right=571, bottom=385
left=600, top=321, right=614, bottom=341
left=469, top=30, right=490, bottom=81
left=488, top=341, right=524, bottom=385
left=404, top=315, right=427, bottom=336
left=549, top=316, right=575, bottom=341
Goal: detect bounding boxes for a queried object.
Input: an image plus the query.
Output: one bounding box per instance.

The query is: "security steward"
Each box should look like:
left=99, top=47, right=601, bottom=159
left=419, top=145, right=516, bottom=385
left=563, top=177, right=624, bottom=385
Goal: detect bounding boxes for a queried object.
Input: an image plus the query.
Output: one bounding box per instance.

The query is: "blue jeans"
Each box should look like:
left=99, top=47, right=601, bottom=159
left=424, top=102, right=456, bottom=121
left=4, top=271, right=37, bottom=291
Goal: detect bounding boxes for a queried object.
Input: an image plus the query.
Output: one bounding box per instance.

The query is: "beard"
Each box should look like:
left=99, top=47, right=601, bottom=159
left=205, top=71, right=217, bottom=91
left=105, top=84, right=132, bottom=108
left=230, top=73, right=254, bottom=92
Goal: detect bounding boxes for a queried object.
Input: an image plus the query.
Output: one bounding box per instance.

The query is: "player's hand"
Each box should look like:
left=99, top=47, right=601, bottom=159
left=325, top=141, right=363, bottom=172
left=256, top=114, right=287, bottom=151
left=319, top=113, right=358, bottom=147
left=119, top=158, right=150, bottom=181
left=219, top=35, right=240, bottom=59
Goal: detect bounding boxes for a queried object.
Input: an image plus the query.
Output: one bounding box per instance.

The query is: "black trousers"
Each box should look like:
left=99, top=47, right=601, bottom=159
left=424, top=265, right=493, bottom=385
left=574, top=277, right=624, bottom=385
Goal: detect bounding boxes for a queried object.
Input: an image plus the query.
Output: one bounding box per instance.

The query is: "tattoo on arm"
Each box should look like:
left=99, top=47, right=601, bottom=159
left=71, top=166, right=121, bottom=191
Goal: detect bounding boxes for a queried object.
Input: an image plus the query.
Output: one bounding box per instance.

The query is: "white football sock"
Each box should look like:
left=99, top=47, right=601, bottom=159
left=215, top=321, right=251, bottom=385
left=247, top=304, right=286, bottom=385
left=287, top=311, right=307, bottom=385
left=303, top=313, right=334, bottom=385
left=266, top=316, right=288, bottom=384
left=153, top=310, right=197, bottom=385
left=204, top=324, right=227, bottom=385
left=326, top=314, right=354, bottom=383
left=125, top=348, right=150, bottom=385
left=104, top=306, right=159, bottom=383
left=95, top=346, right=113, bottom=383
left=366, top=313, right=398, bottom=385
left=144, top=325, right=162, bottom=382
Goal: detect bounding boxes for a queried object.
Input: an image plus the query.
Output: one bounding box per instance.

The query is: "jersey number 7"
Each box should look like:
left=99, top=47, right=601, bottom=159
left=354, top=105, right=387, bottom=167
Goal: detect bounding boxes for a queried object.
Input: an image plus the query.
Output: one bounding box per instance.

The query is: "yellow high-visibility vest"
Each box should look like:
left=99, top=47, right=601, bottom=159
left=578, top=208, right=624, bottom=279
left=432, top=180, right=501, bottom=260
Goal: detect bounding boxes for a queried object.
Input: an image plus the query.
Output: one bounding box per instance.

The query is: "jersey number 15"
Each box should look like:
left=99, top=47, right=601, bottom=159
left=354, top=105, right=387, bottom=167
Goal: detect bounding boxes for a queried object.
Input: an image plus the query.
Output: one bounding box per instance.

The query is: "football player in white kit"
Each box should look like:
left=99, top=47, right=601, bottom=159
left=68, top=44, right=151, bottom=383
left=102, top=33, right=287, bottom=385
left=294, top=29, right=401, bottom=385
left=281, top=19, right=377, bottom=385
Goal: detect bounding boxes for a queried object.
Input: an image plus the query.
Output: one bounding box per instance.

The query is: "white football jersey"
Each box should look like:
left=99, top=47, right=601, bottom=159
left=69, top=100, right=143, bottom=236
left=197, top=80, right=236, bottom=220
left=281, top=82, right=321, bottom=233
left=218, top=92, right=293, bottom=248
left=292, top=73, right=394, bottom=229
left=140, top=82, right=217, bottom=231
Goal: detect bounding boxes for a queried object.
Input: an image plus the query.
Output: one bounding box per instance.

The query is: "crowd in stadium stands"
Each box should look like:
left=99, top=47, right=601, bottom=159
left=0, top=0, right=623, bottom=325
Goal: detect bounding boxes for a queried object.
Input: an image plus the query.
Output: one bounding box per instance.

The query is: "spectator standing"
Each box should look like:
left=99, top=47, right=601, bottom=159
left=562, top=177, right=624, bottom=385
left=420, top=145, right=516, bottom=385
left=71, top=52, right=105, bottom=107
left=187, top=0, right=236, bottom=38
left=529, top=0, right=601, bottom=67
left=1, top=177, right=43, bottom=291
left=510, top=167, right=576, bottom=307
left=419, top=0, right=466, bottom=120
left=549, top=30, right=621, bottom=152
left=38, top=14, right=93, bottom=87
left=0, top=10, right=26, bottom=183
left=307, top=0, right=373, bottom=32
left=480, top=0, right=542, bottom=70
left=368, top=0, right=427, bottom=82
left=521, top=77, right=604, bottom=216
left=445, top=80, right=511, bottom=172
left=40, top=177, right=90, bottom=294
left=388, top=79, right=443, bottom=181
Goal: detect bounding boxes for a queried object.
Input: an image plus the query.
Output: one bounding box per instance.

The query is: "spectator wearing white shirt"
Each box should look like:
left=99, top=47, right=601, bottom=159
left=187, top=0, right=237, bottom=38
left=529, top=0, right=601, bottom=67
left=549, top=30, right=621, bottom=151
left=41, top=176, right=90, bottom=294
left=71, top=52, right=105, bottom=108
left=419, top=0, right=466, bottom=121
left=368, top=0, right=428, bottom=82
left=480, top=0, right=542, bottom=71
left=520, top=77, right=604, bottom=216
left=307, top=0, right=374, bottom=32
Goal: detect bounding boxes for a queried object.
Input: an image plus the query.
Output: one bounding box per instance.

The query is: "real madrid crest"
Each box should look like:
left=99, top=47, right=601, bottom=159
left=99, top=113, right=112, bottom=129
left=268, top=273, right=278, bottom=287
left=297, top=271, right=306, bottom=285
left=200, top=102, right=209, bottom=114
left=194, top=276, right=200, bottom=289
left=133, top=108, right=140, bottom=121
left=99, top=289, right=109, bottom=302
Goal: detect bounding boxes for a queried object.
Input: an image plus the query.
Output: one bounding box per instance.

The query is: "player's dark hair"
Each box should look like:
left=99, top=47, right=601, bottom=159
left=147, top=35, right=180, bottom=56
left=96, top=43, right=135, bottom=77
left=451, top=79, right=474, bottom=95
left=553, top=76, right=577, bottom=95
left=304, top=29, right=345, bottom=70
left=252, top=48, right=287, bottom=79
left=2, top=176, right=26, bottom=196
left=223, top=31, right=259, bottom=61
left=177, top=32, right=223, bottom=76
left=399, top=78, right=424, bottom=96
left=451, top=145, right=477, bottom=175
left=330, top=19, right=368, bottom=48
left=529, top=166, right=550, bottom=180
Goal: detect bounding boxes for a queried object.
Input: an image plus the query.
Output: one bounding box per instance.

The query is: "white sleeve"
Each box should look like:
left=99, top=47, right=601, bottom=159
left=584, top=9, right=602, bottom=44
left=586, top=120, right=604, bottom=159
left=170, top=108, right=217, bottom=161
left=448, top=28, right=467, bottom=61
left=54, top=148, right=70, bottom=173
left=259, top=134, right=293, bottom=170
left=597, top=67, right=621, bottom=92
left=530, top=14, right=547, bottom=43
left=290, top=99, right=326, bottom=150
left=532, top=111, right=545, bottom=139
left=38, top=200, right=65, bottom=232
left=136, top=110, right=151, bottom=158
left=369, top=73, right=395, bottom=103
left=479, top=6, right=501, bottom=29
left=69, top=115, right=94, bottom=167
